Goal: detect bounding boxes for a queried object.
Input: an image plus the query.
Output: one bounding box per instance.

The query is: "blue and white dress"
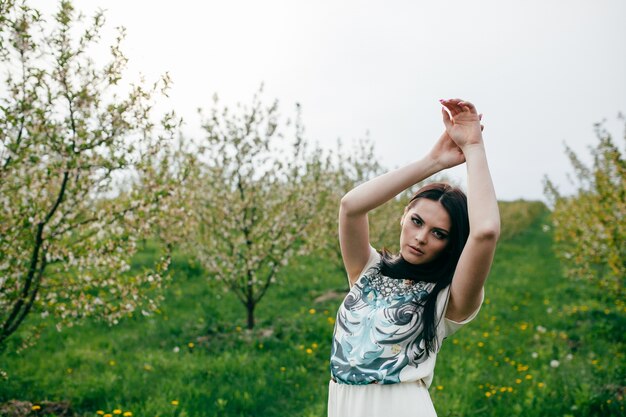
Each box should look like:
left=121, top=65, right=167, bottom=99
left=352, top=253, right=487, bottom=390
left=328, top=246, right=483, bottom=417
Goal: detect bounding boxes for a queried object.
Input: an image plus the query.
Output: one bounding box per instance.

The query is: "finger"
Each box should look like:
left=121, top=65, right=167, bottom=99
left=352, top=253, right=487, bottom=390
left=457, top=100, right=477, bottom=114
left=440, top=99, right=461, bottom=116
left=445, top=98, right=464, bottom=115
left=441, top=107, right=453, bottom=128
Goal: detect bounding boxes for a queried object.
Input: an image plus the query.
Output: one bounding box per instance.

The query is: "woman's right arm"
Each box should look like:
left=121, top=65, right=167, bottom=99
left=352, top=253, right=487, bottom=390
left=339, top=128, right=466, bottom=285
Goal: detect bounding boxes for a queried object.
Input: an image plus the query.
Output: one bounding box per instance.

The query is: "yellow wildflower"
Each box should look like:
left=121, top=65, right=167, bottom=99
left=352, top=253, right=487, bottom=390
left=525, top=374, right=533, bottom=380
left=309, top=308, right=316, bottom=314
left=32, top=405, right=41, bottom=411
left=436, top=385, right=443, bottom=390
left=188, top=342, right=195, bottom=348
left=96, top=411, right=105, bottom=416
left=485, top=392, right=492, bottom=398
left=306, top=348, right=313, bottom=354
left=312, top=343, right=318, bottom=349
left=171, top=400, right=179, bottom=406
left=123, top=412, right=132, bottom=417
left=113, top=410, right=122, bottom=415
left=280, top=367, right=286, bottom=372
left=515, top=378, right=522, bottom=384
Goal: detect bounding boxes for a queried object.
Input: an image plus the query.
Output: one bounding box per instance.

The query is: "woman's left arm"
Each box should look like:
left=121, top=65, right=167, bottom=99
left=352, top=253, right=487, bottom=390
left=440, top=99, right=500, bottom=322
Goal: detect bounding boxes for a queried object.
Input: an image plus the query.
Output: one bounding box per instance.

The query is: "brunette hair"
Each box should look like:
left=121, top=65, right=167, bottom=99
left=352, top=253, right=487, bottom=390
left=379, top=182, right=469, bottom=354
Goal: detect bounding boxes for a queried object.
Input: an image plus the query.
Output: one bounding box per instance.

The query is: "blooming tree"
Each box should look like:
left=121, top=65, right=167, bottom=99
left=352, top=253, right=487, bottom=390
left=188, top=90, right=329, bottom=329
left=544, top=117, right=625, bottom=298
left=0, top=0, right=181, bottom=347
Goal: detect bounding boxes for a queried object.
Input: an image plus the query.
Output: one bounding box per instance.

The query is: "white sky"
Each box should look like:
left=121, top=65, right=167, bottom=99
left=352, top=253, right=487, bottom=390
left=31, top=0, right=626, bottom=200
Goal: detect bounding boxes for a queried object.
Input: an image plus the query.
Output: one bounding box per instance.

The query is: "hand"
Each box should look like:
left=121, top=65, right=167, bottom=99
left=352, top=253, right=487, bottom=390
left=428, top=130, right=466, bottom=170
left=440, top=98, right=484, bottom=149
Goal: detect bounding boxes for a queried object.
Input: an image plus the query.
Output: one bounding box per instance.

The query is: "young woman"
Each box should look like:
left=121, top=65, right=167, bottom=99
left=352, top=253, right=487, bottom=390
left=328, top=98, right=500, bottom=417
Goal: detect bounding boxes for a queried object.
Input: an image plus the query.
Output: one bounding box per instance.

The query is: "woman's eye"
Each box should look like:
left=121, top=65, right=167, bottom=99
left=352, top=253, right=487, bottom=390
left=433, top=231, right=447, bottom=240
left=412, top=218, right=422, bottom=226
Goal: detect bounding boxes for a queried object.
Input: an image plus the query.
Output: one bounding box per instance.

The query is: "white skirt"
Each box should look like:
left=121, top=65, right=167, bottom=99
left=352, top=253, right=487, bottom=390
left=328, top=379, right=438, bottom=417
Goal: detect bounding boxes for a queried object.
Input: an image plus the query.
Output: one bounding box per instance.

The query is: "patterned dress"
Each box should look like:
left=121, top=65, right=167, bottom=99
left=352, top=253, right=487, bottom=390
left=328, top=246, right=482, bottom=417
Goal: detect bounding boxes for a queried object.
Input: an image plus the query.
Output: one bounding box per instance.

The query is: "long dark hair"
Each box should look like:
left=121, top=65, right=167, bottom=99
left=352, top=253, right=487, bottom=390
left=379, top=182, right=469, bottom=354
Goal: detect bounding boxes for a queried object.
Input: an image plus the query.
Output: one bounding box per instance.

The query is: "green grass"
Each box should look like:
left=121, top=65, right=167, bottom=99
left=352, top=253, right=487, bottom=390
left=1, top=203, right=624, bottom=416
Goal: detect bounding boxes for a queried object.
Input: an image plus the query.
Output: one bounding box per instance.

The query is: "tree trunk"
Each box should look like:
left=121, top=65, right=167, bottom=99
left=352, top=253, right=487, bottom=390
left=246, top=301, right=255, bottom=329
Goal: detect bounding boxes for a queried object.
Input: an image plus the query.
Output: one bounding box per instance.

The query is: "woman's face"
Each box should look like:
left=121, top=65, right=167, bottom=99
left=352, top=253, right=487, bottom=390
left=399, top=198, right=451, bottom=265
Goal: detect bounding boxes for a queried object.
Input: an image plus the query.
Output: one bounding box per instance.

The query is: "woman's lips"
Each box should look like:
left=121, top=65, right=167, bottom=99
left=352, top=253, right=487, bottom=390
left=409, top=245, right=424, bottom=255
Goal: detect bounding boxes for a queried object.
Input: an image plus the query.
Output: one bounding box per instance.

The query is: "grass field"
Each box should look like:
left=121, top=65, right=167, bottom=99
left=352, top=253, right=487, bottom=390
left=1, top=202, right=624, bottom=416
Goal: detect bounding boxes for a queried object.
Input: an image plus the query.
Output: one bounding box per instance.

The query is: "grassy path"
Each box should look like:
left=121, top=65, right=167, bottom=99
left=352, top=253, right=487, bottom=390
left=1, top=210, right=624, bottom=416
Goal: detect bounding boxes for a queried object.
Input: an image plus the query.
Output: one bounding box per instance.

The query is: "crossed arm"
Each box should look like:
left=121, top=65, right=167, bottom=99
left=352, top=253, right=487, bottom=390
left=339, top=98, right=500, bottom=321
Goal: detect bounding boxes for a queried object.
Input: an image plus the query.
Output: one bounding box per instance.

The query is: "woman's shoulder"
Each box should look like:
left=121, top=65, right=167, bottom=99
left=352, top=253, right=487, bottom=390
left=347, top=245, right=381, bottom=287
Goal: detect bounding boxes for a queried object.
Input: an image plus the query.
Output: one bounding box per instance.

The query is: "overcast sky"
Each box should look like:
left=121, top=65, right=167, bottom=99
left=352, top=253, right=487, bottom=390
left=32, top=0, right=626, bottom=200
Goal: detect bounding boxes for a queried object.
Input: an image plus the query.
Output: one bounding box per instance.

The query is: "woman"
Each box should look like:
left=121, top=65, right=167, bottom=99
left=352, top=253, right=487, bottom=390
left=328, top=98, right=500, bottom=417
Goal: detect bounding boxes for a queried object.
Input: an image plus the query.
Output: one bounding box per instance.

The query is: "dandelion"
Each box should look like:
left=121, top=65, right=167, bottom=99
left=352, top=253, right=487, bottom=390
left=327, top=317, right=335, bottom=325
left=482, top=332, right=489, bottom=338
left=280, top=367, right=286, bottom=372
left=591, top=359, right=599, bottom=365
left=477, top=342, right=484, bottom=347
left=436, top=385, right=443, bottom=390
left=525, top=374, right=533, bottom=380
left=188, top=342, right=195, bottom=349
left=235, top=326, right=242, bottom=332
left=306, top=348, right=313, bottom=354
left=550, top=360, right=560, bottom=368
left=309, top=308, right=316, bottom=314
left=97, top=411, right=105, bottom=416
left=507, top=387, right=513, bottom=392
left=109, top=360, right=116, bottom=366
left=66, top=368, right=73, bottom=374
left=515, top=378, right=522, bottom=384
left=258, top=343, right=264, bottom=349
left=171, top=400, right=179, bottom=406
left=113, top=410, right=122, bottom=415
left=312, top=343, right=318, bottom=349
left=538, top=382, right=545, bottom=388
left=104, top=414, right=113, bottom=417
left=485, top=392, right=492, bottom=398
left=32, top=405, right=41, bottom=411
left=519, top=323, right=528, bottom=331
left=500, top=387, right=507, bottom=392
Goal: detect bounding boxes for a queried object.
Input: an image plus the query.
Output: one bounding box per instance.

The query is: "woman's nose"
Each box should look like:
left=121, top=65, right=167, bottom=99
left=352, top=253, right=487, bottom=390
left=414, top=229, right=427, bottom=244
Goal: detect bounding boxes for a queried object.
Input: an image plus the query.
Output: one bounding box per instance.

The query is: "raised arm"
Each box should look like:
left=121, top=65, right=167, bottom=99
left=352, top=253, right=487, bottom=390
left=339, top=120, right=466, bottom=285
left=440, top=99, right=500, bottom=321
